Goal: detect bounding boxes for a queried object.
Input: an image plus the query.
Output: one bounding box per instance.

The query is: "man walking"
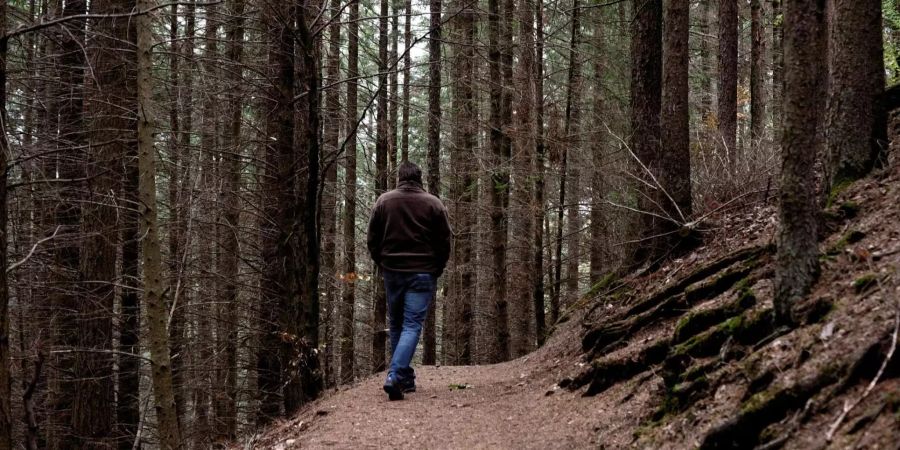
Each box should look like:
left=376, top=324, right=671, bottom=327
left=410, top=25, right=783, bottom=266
left=367, top=161, right=452, bottom=401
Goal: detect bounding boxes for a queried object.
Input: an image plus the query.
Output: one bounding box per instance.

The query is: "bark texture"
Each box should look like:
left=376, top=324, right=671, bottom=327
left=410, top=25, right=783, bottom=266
left=487, top=0, right=513, bottom=362
left=322, top=0, right=342, bottom=388
left=372, top=0, right=389, bottom=373
left=825, top=0, right=885, bottom=188
left=214, top=0, right=245, bottom=439
left=775, top=0, right=825, bottom=325
left=424, top=0, right=442, bottom=365
left=750, top=0, right=767, bottom=152
left=85, top=0, right=138, bottom=445
left=628, top=0, right=663, bottom=268
left=258, top=0, right=297, bottom=423
left=137, top=0, right=183, bottom=446
left=661, top=0, right=692, bottom=230
left=0, top=2, right=9, bottom=447
left=510, top=0, right=537, bottom=357
left=444, top=0, right=477, bottom=365
left=341, top=0, right=360, bottom=384
left=718, top=0, right=738, bottom=165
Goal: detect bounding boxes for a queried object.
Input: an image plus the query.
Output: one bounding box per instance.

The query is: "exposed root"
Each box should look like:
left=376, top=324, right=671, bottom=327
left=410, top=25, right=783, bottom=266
left=699, top=330, right=896, bottom=450
left=699, top=366, right=844, bottom=450
left=583, top=253, right=767, bottom=357
left=623, top=244, right=771, bottom=318
left=673, top=285, right=757, bottom=344
left=567, top=338, right=670, bottom=396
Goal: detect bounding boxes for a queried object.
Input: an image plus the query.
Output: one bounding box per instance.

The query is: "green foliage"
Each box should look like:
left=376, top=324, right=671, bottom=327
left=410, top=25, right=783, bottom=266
left=853, top=273, right=878, bottom=293
left=827, top=230, right=867, bottom=256
left=884, top=0, right=900, bottom=84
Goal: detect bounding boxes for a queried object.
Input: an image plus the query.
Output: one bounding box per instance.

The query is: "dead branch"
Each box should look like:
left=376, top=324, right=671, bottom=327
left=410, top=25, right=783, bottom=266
left=7, top=225, right=61, bottom=274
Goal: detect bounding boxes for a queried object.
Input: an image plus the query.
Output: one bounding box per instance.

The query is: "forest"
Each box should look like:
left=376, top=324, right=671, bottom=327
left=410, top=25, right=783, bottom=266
left=0, top=0, right=896, bottom=448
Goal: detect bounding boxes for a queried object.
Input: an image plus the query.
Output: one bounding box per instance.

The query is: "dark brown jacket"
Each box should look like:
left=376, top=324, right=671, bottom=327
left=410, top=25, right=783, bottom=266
left=367, top=181, right=452, bottom=274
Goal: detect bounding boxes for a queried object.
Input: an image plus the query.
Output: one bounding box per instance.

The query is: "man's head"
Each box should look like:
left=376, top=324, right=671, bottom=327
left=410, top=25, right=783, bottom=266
left=398, top=161, right=423, bottom=185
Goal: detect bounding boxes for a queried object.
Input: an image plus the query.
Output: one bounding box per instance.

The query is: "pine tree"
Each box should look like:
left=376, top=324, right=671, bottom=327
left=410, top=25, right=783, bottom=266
left=341, top=0, right=360, bottom=384
left=423, top=0, right=443, bottom=365
left=0, top=1, right=10, bottom=446
left=137, top=0, right=182, bottom=445
left=214, top=0, right=245, bottom=438
left=628, top=0, right=663, bottom=268
left=444, top=0, right=477, bottom=364
left=825, top=0, right=886, bottom=189
left=718, top=0, right=738, bottom=166
left=750, top=0, right=767, bottom=153
left=661, top=0, right=692, bottom=225
left=775, top=0, right=825, bottom=326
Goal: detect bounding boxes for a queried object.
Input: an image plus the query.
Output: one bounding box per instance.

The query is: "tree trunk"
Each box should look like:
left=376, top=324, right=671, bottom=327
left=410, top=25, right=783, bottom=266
left=389, top=3, right=400, bottom=187
left=772, top=0, right=784, bottom=147
left=775, top=0, right=825, bottom=326
left=661, top=0, right=692, bottom=224
left=372, top=0, right=389, bottom=374
left=423, top=0, right=442, bottom=366
left=214, top=0, right=244, bottom=438
left=257, top=0, right=297, bottom=424
left=628, top=0, right=663, bottom=269
left=750, top=0, right=767, bottom=153
left=401, top=0, right=412, bottom=162
left=0, top=1, right=10, bottom=446
left=85, top=0, right=137, bottom=446
left=562, top=0, right=583, bottom=310
left=341, top=0, right=360, bottom=385
left=444, top=0, right=477, bottom=365
left=588, top=6, right=608, bottom=286
left=287, top=2, right=323, bottom=413
left=718, top=0, right=738, bottom=167
left=699, top=0, right=714, bottom=141
left=533, top=0, right=547, bottom=344
left=487, top=0, right=512, bottom=363
left=509, top=0, right=536, bottom=357
left=825, top=0, right=885, bottom=189
left=192, top=5, right=220, bottom=443
left=169, top=2, right=194, bottom=421
left=137, top=0, right=183, bottom=446
left=322, top=0, right=342, bottom=389
left=47, top=1, right=87, bottom=446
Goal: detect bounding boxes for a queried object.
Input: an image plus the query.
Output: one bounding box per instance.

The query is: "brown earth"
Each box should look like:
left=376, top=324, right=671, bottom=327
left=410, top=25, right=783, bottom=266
left=250, top=163, right=900, bottom=449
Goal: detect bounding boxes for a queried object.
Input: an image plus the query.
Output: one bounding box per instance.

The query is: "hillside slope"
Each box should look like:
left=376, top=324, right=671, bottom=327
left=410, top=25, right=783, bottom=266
left=249, top=164, right=900, bottom=449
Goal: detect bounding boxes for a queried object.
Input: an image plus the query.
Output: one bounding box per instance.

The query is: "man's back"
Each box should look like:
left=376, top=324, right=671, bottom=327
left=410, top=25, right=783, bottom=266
left=367, top=181, right=451, bottom=274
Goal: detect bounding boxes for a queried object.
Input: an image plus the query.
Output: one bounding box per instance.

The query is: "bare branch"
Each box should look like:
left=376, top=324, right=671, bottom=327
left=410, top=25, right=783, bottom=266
left=1, top=1, right=223, bottom=44
left=7, top=226, right=61, bottom=274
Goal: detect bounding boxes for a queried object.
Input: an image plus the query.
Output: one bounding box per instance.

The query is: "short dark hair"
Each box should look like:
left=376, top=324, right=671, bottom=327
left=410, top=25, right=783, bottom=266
left=398, top=161, right=422, bottom=184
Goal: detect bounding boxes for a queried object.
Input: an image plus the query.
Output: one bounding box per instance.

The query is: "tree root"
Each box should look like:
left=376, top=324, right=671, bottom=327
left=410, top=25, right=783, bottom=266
left=699, top=367, right=843, bottom=450
left=699, top=330, right=895, bottom=450
left=565, top=338, right=670, bottom=396
left=624, top=245, right=771, bottom=318
left=582, top=251, right=768, bottom=357
left=673, top=285, right=758, bottom=345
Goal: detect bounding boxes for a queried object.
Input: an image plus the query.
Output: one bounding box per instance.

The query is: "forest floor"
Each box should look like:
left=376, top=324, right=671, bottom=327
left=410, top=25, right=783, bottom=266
left=246, top=322, right=610, bottom=449
left=249, top=162, right=900, bottom=450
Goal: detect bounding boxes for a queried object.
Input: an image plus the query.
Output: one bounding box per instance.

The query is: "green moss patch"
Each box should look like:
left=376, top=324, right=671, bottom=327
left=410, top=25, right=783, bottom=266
left=853, top=273, right=878, bottom=293
left=828, top=230, right=867, bottom=256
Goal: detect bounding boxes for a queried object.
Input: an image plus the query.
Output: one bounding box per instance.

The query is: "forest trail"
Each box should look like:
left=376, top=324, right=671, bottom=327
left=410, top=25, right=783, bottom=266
left=249, top=324, right=624, bottom=449
left=251, top=164, right=900, bottom=450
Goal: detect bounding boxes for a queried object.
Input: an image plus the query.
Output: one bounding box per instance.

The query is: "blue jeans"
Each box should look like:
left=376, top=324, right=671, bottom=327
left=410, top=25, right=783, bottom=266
left=384, top=270, right=436, bottom=384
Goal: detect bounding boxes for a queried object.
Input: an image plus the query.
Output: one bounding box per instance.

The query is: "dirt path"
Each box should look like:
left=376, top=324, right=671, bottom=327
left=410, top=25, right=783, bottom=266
left=255, top=364, right=582, bottom=449
left=250, top=324, right=645, bottom=450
